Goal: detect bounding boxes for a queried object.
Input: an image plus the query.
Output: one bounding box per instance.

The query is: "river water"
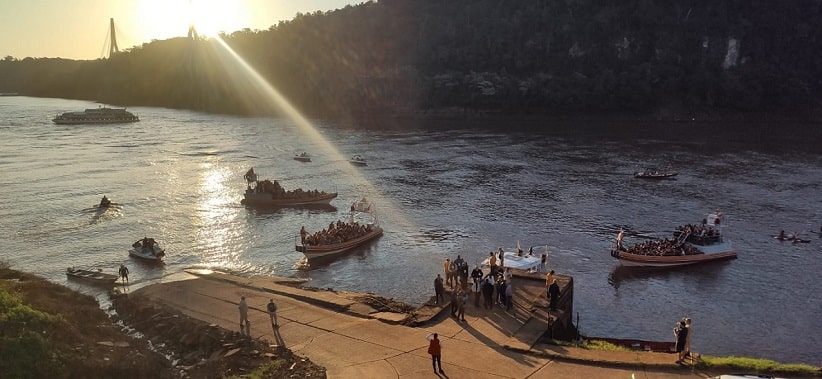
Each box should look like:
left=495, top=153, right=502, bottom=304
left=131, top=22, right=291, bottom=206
left=1, top=96, right=820, bottom=365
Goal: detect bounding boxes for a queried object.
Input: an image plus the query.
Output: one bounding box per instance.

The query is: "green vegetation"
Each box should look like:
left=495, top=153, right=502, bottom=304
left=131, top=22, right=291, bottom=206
left=0, top=265, right=175, bottom=379
left=551, top=339, right=633, bottom=352
left=701, top=355, right=821, bottom=377
left=551, top=339, right=821, bottom=377
left=0, top=282, right=64, bottom=378
left=1, top=0, right=820, bottom=120
left=226, top=360, right=286, bottom=379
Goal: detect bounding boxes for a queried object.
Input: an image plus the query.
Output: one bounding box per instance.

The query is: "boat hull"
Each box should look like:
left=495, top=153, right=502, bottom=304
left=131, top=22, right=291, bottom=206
left=66, top=268, right=119, bottom=286
left=128, top=246, right=165, bottom=261
left=296, top=228, right=383, bottom=258
left=634, top=172, right=677, bottom=179
left=242, top=191, right=337, bottom=206
left=53, top=119, right=139, bottom=125
left=293, top=156, right=311, bottom=162
left=612, top=249, right=737, bottom=267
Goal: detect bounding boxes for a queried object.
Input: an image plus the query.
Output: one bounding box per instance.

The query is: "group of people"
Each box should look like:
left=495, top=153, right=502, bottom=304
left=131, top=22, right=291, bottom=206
left=676, top=223, right=721, bottom=239
left=238, top=296, right=279, bottom=335
left=620, top=237, right=702, bottom=257
left=300, top=220, right=375, bottom=246
left=674, top=317, right=693, bottom=364
left=441, top=255, right=474, bottom=290
left=434, top=253, right=526, bottom=316
left=251, top=178, right=327, bottom=199
left=133, top=237, right=158, bottom=251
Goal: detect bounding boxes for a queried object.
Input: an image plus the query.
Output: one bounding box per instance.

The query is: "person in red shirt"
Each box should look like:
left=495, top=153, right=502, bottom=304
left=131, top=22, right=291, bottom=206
left=426, top=333, right=444, bottom=374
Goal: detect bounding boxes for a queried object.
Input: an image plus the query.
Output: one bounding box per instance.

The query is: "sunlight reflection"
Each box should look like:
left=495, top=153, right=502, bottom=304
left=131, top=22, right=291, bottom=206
left=197, top=162, right=246, bottom=269
left=208, top=36, right=414, bottom=230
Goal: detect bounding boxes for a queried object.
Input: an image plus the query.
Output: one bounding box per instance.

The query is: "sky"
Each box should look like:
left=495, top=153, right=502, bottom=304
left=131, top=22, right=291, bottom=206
left=0, top=0, right=360, bottom=60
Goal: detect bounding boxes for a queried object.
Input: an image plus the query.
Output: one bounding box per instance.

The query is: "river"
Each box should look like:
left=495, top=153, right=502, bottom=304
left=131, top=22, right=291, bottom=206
left=0, top=95, right=820, bottom=365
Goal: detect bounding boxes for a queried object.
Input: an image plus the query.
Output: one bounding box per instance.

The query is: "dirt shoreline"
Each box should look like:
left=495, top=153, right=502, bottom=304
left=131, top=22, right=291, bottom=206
left=0, top=267, right=327, bottom=378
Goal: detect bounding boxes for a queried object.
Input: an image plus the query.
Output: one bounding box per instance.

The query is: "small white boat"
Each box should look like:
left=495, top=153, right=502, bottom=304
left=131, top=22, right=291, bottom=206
left=66, top=267, right=119, bottom=286
left=349, top=155, right=367, bottom=166
left=481, top=244, right=544, bottom=271
left=129, top=237, right=165, bottom=261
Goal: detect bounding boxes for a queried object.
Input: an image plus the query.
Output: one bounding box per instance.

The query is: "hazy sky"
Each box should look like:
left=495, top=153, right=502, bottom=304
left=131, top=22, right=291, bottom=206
left=0, top=0, right=360, bottom=60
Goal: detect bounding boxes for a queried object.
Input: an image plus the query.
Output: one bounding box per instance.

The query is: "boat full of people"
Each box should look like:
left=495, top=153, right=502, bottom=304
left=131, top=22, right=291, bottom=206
left=129, top=237, right=165, bottom=261
left=610, top=211, right=737, bottom=267
left=293, top=152, right=311, bottom=162
left=295, top=198, right=383, bottom=258
left=52, top=106, right=140, bottom=125
left=241, top=167, right=337, bottom=206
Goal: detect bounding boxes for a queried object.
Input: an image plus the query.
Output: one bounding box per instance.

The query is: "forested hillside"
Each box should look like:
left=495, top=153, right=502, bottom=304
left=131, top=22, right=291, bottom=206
left=2, top=0, right=821, bottom=119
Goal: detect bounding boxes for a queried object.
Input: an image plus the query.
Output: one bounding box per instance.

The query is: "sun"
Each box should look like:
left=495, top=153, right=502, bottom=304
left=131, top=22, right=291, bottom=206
left=135, top=0, right=251, bottom=41
left=188, top=0, right=251, bottom=37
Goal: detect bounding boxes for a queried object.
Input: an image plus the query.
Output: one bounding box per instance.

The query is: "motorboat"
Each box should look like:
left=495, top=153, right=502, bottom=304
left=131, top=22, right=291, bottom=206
left=349, top=155, right=367, bottom=166
left=293, top=152, right=311, bottom=162
left=241, top=168, right=337, bottom=207
left=295, top=198, right=383, bottom=258
left=66, top=267, right=119, bottom=286
left=610, top=212, right=736, bottom=267
left=53, top=106, right=139, bottom=125
left=129, top=237, right=165, bottom=261
left=634, top=168, right=677, bottom=179
left=481, top=243, right=544, bottom=271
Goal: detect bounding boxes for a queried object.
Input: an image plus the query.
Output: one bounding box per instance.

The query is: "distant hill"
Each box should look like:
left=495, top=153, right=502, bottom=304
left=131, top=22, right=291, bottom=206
left=2, top=0, right=821, bottom=121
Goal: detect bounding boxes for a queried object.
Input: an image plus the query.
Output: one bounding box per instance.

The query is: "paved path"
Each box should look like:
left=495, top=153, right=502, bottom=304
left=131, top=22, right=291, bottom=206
left=130, top=270, right=723, bottom=378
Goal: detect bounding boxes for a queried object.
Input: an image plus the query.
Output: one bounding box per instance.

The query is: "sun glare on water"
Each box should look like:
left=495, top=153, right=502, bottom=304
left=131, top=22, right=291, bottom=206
left=137, top=0, right=251, bottom=40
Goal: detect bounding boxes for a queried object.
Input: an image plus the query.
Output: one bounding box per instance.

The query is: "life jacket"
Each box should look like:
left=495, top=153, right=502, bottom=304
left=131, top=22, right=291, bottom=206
left=427, top=338, right=441, bottom=356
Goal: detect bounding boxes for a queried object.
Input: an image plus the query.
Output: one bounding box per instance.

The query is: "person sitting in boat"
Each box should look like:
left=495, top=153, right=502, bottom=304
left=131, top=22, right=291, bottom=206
left=778, top=230, right=786, bottom=240
left=244, top=167, right=256, bottom=183
left=99, top=195, right=111, bottom=208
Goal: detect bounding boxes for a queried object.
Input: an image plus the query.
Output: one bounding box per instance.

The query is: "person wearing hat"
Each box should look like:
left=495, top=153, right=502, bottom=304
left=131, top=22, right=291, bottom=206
left=674, top=320, right=689, bottom=364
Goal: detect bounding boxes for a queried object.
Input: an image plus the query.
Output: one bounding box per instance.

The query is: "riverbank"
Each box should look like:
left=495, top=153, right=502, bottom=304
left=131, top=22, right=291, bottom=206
left=0, top=265, right=325, bottom=378
left=2, top=264, right=820, bottom=378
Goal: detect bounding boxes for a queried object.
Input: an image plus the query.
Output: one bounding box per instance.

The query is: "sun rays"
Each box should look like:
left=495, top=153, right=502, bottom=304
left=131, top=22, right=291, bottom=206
left=205, top=35, right=414, bottom=231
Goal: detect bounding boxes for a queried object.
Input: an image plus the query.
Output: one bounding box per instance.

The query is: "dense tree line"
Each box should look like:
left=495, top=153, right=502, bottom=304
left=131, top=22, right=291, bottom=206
left=1, top=0, right=820, bottom=119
